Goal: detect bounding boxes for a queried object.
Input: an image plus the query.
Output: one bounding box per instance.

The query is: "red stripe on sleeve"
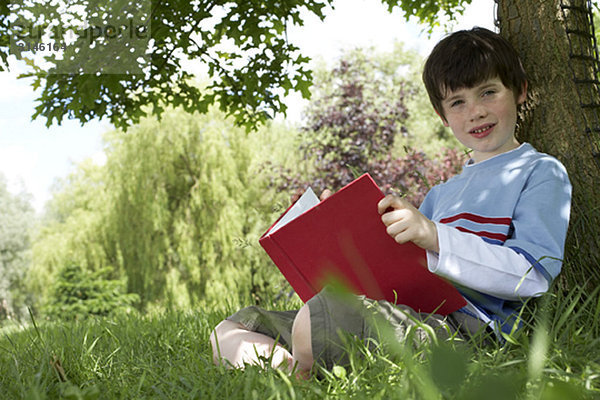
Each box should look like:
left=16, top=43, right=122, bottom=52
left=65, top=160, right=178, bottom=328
left=440, top=213, right=512, bottom=226
left=455, top=226, right=508, bottom=242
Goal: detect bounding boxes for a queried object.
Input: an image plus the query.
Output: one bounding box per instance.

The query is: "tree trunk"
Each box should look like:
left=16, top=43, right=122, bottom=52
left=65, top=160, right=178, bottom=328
left=497, top=0, right=600, bottom=288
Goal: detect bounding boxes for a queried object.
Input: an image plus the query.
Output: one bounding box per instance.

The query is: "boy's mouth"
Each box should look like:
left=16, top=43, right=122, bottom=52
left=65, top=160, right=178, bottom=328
left=469, top=123, right=496, bottom=138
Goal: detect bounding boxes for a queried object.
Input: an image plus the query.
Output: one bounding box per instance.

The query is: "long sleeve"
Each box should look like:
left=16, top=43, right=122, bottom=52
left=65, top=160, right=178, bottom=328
left=426, top=223, right=548, bottom=300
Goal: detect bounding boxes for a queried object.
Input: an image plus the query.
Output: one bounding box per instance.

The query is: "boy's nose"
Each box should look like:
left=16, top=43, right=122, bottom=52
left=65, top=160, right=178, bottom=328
left=469, top=102, right=487, bottom=121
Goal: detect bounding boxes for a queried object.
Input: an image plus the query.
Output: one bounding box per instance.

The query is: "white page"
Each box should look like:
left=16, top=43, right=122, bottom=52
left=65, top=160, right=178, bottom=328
left=268, top=187, right=320, bottom=234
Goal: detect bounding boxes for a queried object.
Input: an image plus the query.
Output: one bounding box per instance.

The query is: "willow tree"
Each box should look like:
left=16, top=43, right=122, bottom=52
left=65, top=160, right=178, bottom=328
left=29, top=109, right=303, bottom=310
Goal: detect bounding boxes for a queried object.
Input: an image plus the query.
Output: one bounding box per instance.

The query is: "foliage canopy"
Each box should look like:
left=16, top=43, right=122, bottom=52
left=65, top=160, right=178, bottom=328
left=1, top=0, right=469, bottom=131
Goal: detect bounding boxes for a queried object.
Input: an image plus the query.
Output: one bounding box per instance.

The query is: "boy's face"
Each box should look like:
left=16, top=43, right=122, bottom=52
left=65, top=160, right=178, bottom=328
left=440, top=77, right=527, bottom=163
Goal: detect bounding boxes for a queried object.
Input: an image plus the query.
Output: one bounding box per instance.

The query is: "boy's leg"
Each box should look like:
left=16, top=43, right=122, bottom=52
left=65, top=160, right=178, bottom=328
left=302, top=287, right=476, bottom=370
left=210, top=319, right=294, bottom=370
left=210, top=290, right=491, bottom=375
left=291, top=304, right=314, bottom=373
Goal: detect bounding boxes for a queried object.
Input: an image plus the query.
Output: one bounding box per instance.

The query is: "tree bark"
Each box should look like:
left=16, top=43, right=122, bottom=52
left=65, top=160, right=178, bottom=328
left=497, top=0, right=600, bottom=288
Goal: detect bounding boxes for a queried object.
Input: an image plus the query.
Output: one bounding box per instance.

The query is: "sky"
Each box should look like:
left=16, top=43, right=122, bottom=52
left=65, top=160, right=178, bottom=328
left=0, top=0, right=495, bottom=213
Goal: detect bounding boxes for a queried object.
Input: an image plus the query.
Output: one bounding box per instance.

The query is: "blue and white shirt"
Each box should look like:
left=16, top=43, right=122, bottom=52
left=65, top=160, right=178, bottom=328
left=419, top=143, right=572, bottom=333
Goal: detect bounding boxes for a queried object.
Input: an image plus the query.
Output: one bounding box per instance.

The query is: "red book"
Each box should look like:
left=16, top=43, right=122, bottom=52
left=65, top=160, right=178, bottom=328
left=259, top=173, right=466, bottom=315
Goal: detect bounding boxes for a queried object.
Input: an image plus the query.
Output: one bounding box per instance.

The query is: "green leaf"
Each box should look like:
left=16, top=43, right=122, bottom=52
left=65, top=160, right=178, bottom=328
left=332, top=365, right=347, bottom=379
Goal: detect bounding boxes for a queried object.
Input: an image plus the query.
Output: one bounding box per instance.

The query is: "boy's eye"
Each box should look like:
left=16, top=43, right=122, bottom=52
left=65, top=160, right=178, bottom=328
left=482, top=89, right=496, bottom=96
left=450, top=99, right=464, bottom=107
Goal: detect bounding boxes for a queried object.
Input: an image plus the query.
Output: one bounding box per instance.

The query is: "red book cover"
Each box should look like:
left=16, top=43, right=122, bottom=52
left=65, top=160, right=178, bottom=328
left=259, top=173, right=466, bottom=315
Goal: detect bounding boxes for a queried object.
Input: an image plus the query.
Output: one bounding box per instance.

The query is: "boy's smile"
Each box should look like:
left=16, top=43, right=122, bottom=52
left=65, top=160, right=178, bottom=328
left=470, top=122, right=496, bottom=139
left=440, top=77, right=527, bottom=163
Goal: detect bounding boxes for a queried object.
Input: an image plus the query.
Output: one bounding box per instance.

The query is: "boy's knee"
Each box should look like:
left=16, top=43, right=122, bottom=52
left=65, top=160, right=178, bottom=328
left=209, top=320, right=225, bottom=362
left=210, top=320, right=242, bottom=362
left=291, top=304, right=314, bottom=371
left=211, top=319, right=243, bottom=339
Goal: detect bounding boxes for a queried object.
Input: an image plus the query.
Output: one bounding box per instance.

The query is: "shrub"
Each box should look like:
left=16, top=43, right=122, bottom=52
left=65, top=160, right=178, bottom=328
left=279, top=148, right=466, bottom=208
left=277, top=48, right=466, bottom=205
left=44, top=265, right=138, bottom=320
left=369, top=147, right=466, bottom=206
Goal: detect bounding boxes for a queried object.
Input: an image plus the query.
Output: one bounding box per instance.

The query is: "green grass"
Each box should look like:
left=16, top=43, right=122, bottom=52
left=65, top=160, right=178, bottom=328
left=1, top=287, right=599, bottom=400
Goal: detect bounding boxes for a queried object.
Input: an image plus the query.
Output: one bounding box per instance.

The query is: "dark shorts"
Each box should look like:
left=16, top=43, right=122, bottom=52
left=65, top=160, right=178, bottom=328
left=227, top=287, right=490, bottom=370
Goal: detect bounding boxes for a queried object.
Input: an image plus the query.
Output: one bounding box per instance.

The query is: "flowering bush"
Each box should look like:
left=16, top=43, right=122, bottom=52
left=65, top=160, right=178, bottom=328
left=275, top=50, right=466, bottom=206
left=278, top=147, right=465, bottom=208
left=370, top=147, right=466, bottom=206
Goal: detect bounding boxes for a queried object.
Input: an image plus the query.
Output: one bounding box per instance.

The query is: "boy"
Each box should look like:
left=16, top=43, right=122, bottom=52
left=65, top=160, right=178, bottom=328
left=210, top=27, right=572, bottom=375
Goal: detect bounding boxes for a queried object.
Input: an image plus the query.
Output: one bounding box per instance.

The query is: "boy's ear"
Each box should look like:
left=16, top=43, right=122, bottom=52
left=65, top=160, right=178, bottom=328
left=517, top=81, right=528, bottom=104
left=434, top=108, right=449, bottom=127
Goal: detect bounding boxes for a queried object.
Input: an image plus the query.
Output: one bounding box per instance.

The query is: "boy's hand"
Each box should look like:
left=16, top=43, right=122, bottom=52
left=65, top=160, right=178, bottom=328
left=377, top=195, right=440, bottom=253
left=290, top=188, right=333, bottom=204
left=320, top=189, right=333, bottom=201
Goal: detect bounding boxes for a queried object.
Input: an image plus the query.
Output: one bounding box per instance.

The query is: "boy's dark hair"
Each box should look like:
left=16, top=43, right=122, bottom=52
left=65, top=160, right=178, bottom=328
left=422, top=27, right=527, bottom=120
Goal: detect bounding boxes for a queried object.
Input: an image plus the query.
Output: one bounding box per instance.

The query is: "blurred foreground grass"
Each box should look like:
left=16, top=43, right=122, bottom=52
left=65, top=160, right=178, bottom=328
left=0, top=285, right=598, bottom=400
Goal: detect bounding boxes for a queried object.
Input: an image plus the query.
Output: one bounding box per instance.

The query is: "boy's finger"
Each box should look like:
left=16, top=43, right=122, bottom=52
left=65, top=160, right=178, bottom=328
left=320, top=189, right=333, bottom=201
left=380, top=209, right=407, bottom=226
left=385, top=221, right=411, bottom=244
left=377, top=195, right=395, bottom=213
left=384, top=219, right=408, bottom=236
left=377, top=195, right=408, bottom=214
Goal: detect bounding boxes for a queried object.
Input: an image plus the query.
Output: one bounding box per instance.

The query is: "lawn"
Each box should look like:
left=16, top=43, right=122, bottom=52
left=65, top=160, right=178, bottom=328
left=1, top=287, right=599, bottom=400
